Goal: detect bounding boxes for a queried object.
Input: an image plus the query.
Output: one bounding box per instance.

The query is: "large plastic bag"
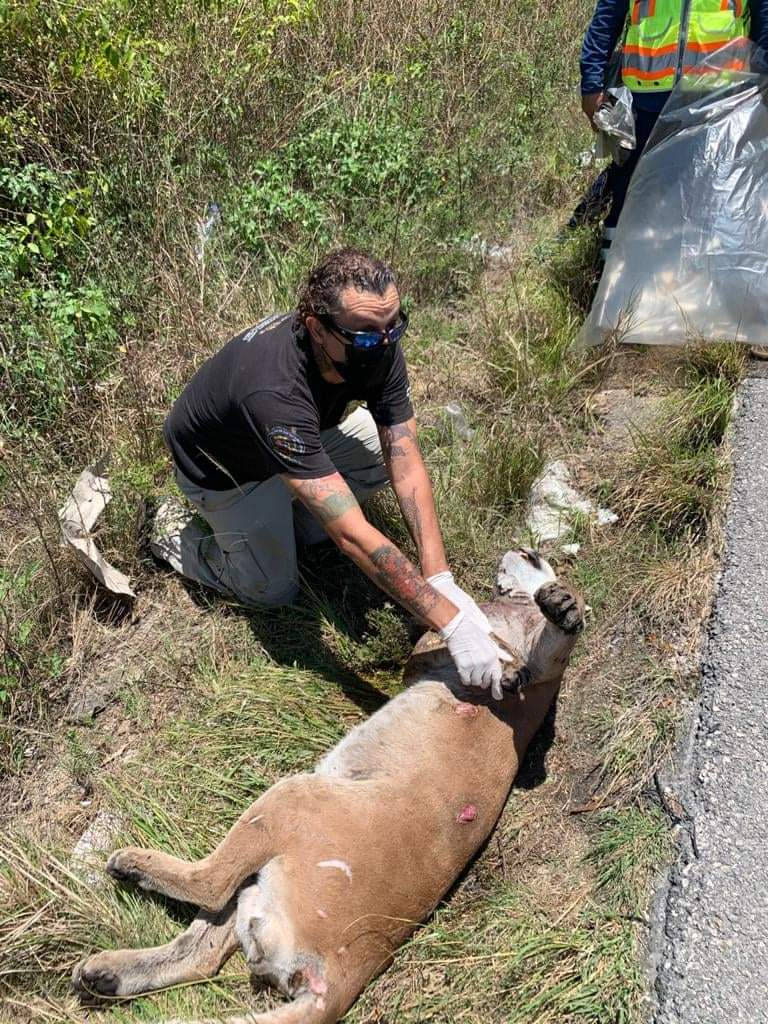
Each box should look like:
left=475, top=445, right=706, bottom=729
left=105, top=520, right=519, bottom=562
left=582, top=41, right=768, bottom=347
left=594, top=86, right=636, bottom=165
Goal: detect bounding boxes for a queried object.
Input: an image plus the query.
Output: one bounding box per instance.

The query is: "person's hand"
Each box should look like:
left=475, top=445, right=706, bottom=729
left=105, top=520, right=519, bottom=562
left=427, top=571, right=491, bottom=633
left=440, top=611, right=512, bottom=701
left=582, top=91, right=605, bottom=131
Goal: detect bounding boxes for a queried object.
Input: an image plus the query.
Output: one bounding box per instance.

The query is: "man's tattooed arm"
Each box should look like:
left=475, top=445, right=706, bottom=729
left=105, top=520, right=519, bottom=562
left=378, top=420, right=419, bottom=480
left=284, top=471, right=457, bottom=630
left=369, top=543, right=441, bottom=621
left=399, top=486, right=424, bottom=552
left=289, top=474, right=360, bottom=525
left=378, top=417, right=449, bottom=579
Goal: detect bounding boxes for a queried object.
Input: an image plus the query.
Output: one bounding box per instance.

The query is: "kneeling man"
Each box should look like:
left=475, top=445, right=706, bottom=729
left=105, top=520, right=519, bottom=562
left=154, top=248, right=508, bottom=696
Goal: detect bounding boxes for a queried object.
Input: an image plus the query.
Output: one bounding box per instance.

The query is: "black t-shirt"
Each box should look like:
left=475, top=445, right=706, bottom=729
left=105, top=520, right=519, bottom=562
left=163, top=312, right=414, bottom=490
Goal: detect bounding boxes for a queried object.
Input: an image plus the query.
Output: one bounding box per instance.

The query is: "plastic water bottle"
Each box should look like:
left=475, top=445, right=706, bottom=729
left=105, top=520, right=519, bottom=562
left=443, top=402, right=475, bottom=441
left=197, top=202, right=221, bottom=260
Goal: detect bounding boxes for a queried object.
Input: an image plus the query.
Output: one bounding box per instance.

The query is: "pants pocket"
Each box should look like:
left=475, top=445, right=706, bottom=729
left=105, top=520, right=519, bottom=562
left=204, top=530, right=270, bottom=599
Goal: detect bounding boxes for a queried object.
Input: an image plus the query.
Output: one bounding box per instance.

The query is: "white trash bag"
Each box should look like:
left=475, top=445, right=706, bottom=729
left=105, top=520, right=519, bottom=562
left=582, top=40, right=768, bottom=347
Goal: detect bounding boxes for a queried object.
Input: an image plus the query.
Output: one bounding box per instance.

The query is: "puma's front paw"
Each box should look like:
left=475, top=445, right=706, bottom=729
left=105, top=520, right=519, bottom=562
left=535, top=582, right=584, bottom=635
left=107, top=847, right=152, bottom=888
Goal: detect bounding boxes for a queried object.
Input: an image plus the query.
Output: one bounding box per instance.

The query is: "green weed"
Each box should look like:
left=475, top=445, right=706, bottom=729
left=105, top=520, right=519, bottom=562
left=587, top=806, right=672, bottom=916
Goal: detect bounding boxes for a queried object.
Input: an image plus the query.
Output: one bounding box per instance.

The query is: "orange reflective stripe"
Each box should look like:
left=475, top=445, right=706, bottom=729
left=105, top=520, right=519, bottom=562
left=684, top=35, right=749, bottom=54
left=624, top=42, right=679, bottom=56
left=686, top=38, right=738, bottom=51
left=631, top=0, right=655, bottom=24
left=624, top=66, right=677, bottom=79
left=682, top=58, right=747, bottom=74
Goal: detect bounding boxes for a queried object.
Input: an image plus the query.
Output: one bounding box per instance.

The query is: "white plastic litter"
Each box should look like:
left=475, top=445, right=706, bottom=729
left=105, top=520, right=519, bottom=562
left=526, top=461, right=618, bottom=545
left=583, top=40, right=768, bottom=347
left=196, top=201, right=221, bottom=261
left=460, top=235, right=517, bottom=265
left=442, top=402, right=476, bottom=441
left=597, top=508, right=619, bottom=526
left=59, top=468, right=135, bottom=598
left=594, top=86, right=636, bottom=165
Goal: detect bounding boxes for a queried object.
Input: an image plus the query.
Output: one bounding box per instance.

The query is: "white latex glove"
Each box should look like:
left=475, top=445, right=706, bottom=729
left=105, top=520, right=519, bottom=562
left=440, top=610, right=511, bottom=701
left=427, top=571, right=491, bottom=633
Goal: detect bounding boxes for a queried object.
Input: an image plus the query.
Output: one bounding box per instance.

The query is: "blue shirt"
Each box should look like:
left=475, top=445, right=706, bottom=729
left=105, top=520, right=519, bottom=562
left=581, top=0, right=768, bottom=111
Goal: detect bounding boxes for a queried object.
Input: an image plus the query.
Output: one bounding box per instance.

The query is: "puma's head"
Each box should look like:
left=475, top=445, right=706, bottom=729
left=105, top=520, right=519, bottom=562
left=495, top=549, right=556, bottom=599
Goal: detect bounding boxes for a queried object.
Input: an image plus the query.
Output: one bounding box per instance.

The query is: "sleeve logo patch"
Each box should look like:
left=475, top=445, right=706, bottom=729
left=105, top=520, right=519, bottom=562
left=268, top=425, right=307, bottom=458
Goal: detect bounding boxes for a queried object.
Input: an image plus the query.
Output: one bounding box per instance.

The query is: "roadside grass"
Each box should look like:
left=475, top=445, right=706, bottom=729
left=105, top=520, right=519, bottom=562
left=0, top=650, right=658, bottom=1024
left=352, top=891, right=644, bottom=1023
left=614, top=346, right=743, bottom=541
left=1, top=0, right=593, bottom=752
left=0, top=2, right=747, bottom=1023
left=0, top=280, right=743, bottom=1024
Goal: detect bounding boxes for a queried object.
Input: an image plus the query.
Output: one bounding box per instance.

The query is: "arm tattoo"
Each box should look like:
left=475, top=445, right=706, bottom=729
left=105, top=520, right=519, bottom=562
left=297, top=478, right=359, bottom=525
left=379, top=421, right=418, bottom=462
left=399, top=487, right=424, bottom=551
left=369, top=543, right=439, bottom=621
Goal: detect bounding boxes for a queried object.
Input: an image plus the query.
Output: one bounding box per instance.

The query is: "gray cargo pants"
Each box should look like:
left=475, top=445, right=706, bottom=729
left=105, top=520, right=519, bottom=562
left=155, top=407, right=388, bottom=607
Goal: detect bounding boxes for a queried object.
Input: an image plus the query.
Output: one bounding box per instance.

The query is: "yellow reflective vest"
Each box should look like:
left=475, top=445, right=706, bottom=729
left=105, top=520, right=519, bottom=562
left=622, top=0, right=751, bottom=91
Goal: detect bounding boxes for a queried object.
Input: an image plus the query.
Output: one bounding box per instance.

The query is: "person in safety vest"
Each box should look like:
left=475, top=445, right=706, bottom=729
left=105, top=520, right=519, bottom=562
left=153, top=248, right=511, bottom=698
left=580, top=0, right=768, bottom=261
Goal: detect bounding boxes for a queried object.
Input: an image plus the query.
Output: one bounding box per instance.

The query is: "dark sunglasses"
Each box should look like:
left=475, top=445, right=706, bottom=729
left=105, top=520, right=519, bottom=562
left=318, top=309, right=409, bottom=350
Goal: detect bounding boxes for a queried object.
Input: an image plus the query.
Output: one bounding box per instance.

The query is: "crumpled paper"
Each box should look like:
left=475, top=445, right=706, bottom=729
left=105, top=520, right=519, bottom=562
left=59, top=468, right=135, bottom=598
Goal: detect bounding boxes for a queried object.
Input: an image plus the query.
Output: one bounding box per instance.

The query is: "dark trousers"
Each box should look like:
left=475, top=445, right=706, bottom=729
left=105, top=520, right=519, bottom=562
left=604, top=106, right=662, bottom=229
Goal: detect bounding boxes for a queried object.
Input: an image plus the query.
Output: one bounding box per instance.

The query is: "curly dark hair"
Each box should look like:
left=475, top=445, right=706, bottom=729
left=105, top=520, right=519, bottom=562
left=295, top=248, right=398, bottom=327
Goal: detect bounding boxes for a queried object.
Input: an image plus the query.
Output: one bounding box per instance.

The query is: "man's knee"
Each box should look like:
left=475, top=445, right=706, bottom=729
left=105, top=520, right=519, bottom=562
left=232, top=576, right=300, bottom=609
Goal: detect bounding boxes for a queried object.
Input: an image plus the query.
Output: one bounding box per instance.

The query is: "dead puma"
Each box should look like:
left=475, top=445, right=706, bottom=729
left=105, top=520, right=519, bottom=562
left=73, top=549, right=583, bottom=1024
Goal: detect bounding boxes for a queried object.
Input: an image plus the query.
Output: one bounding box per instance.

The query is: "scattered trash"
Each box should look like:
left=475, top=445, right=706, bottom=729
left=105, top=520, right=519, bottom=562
left=561, top=543, right=581, bottom=556
left=59, top=467, right=135, bottom=599
left=596, top=508, right=619, bottom=527
left=197, top=201, right=221, bottom=261
left=577, top=146, right=596, bottom=169
left=460, top=235, right=517, bottom=266
left=441, top=402, right=475, bottom=442
left=71, top=812, right=125, bottom=885
left=526, top=460, right=618, bottom=546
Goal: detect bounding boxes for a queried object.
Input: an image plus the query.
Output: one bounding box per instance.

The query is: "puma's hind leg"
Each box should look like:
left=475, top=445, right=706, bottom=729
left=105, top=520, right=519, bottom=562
left=72, top=899, right=238, bottom=998
left=105, top=775, right=345, bottom=912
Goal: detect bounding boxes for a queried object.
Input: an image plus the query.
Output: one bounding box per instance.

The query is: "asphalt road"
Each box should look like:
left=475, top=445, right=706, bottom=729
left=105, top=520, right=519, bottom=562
left=653, top=367, right=768, bottom=1023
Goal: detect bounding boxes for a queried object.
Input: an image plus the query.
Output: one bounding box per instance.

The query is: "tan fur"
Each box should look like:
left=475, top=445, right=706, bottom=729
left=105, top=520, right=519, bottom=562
left=72, top=552, right=583, bottom=1024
